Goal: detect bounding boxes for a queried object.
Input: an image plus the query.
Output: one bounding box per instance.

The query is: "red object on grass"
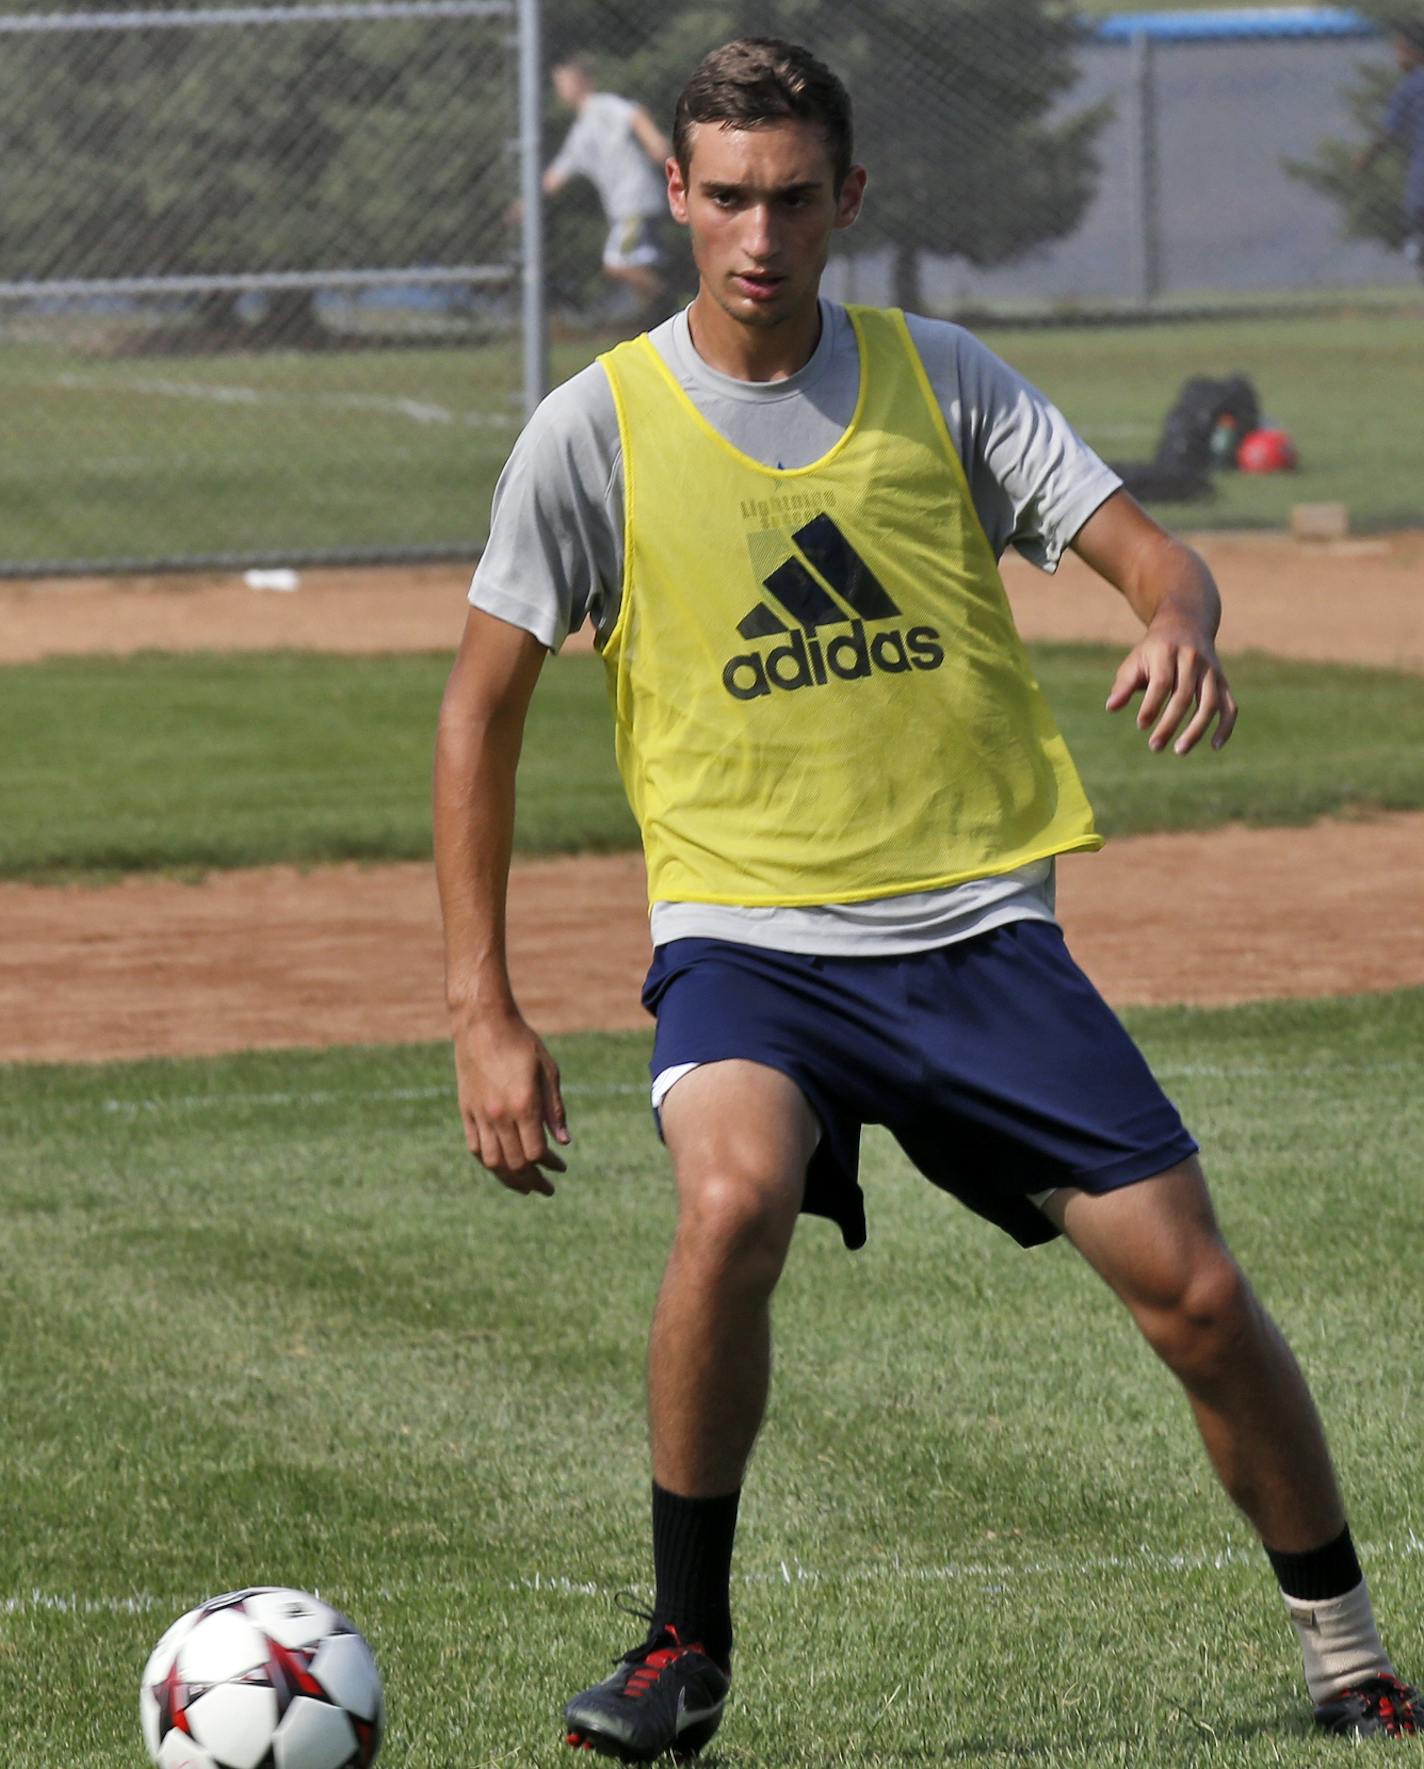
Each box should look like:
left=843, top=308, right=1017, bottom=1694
left=1236, top=427, right=1298, bottom=472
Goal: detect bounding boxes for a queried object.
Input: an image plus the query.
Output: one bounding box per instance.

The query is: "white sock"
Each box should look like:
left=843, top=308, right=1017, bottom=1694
left=1283, top=1579, right=1393, bottom=1704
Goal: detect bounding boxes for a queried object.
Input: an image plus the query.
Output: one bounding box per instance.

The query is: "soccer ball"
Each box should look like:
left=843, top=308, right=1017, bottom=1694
left=1236, top=426, right=1298, bottom=473
left=140, top=1587, right=383, bottom=1769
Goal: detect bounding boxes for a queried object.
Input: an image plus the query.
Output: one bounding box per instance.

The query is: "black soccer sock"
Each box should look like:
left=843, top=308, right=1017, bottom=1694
left=1266, top=1522, right=1363, bottom=1602
left=650, top=1481, right=740, bottom=1667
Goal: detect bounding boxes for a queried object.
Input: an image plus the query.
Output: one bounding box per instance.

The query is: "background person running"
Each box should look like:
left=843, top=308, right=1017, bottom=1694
left=1354, top=23, right=1424, bottom=276
left=542, top=55, right=673, bottom=317
left=436, top=36, right=1422, bottom=1762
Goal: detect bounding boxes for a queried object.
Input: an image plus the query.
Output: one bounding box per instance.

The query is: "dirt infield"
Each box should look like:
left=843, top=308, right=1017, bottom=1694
left=4, top=817, right=1424, bottom=1065
left=4, top=529, right=1424, bottom=671
left=4, top=531, right=1422, bottom=1064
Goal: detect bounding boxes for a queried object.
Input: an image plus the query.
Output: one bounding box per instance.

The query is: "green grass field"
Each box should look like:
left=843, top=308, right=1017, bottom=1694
left=6, top=288, right=1420, bottom=1764
left=4, top=644, right=1424, bottom=881
left=7, top=307, right=1422, bottom=569
left=6, top=336, right=524, bottom=566
left=988, top=313, right=1424, bottom=534
left=3, top=989, right=1421, bottom=1767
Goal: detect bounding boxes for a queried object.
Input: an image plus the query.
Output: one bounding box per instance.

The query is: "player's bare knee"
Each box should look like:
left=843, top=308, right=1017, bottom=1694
left=1139, top=1249, right=1255, bottom=1380
left=674, top=1167, right=799, bottom=1287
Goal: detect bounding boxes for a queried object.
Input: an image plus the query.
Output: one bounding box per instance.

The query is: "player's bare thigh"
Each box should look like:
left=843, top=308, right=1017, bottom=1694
left=659, top=1060, right=818, bottom=1238
left=1039, top=1155, right=1234, bottom=1312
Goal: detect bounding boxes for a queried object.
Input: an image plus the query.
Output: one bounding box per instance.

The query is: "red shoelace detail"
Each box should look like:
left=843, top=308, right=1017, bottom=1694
left=616, top=1627, right=717, bottom=1701
left=1339, top=1675, right=1420, bottom=1736
left=1379, top=1677, right=1419, bottom=1736
left=622, top=1642, right=691, bottom=1698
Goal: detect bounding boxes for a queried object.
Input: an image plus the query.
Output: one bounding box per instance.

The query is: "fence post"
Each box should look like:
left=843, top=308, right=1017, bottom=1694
left=517, top=0, right=546, bottom=419
left=1128, top=29, right=1162, bottom=306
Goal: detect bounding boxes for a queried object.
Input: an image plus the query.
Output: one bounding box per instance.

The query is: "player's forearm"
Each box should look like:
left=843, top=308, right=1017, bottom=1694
left=1127, top=533, right=1221, bottom=641
left=1072, top=490, right=1221, bottom=642
left=433, top=703, right=523, bottom=1023
left=1086, top=508, right=1221, bottom=638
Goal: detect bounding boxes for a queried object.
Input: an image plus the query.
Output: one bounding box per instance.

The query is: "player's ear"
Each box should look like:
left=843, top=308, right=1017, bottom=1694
left=835, top=165, right=868, bottom=231
left=667, top=156, right=690, bottom=224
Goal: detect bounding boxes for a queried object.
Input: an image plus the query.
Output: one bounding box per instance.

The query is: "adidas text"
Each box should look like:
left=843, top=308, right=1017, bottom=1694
left=722, top=622, right=945, bottom=700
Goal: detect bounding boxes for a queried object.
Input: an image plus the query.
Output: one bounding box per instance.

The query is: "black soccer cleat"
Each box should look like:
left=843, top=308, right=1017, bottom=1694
left=1313, top=1672, right=1424, bottom=1739
left=564, top=1624, right=731, bottom=1763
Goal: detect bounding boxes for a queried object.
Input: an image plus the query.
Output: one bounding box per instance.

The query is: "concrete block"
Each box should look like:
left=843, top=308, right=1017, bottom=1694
left=1290, top=502, right=1350, bottom=542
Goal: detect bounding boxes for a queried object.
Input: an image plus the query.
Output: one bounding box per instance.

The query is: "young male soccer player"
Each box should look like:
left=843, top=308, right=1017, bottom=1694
left=435, top=37, right=1422, bottom=1761
left=1355, top=23, right=1424, bottom=277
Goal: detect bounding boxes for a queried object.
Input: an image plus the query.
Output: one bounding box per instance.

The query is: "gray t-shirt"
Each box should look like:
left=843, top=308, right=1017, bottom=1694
left=470, top=300, right=1122, bottom=955
left=548, top=92, right=666, bottom=222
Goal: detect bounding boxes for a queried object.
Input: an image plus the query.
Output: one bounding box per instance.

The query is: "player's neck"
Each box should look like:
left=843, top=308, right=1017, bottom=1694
left=686, top=290, right=823, bottom=383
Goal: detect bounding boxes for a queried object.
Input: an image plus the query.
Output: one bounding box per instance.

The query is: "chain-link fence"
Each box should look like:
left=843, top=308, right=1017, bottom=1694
left=5, top=0, right=1422, bottom=574
left=4, top=0, right=530, bottom=572
left=540, top=5, right=1419, bottom=316
left=920, top=14, right=1420, bottom=312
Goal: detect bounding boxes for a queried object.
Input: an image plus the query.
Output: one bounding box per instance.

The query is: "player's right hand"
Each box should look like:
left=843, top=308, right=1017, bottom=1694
left=451, top=1009, right=571, bottom=1197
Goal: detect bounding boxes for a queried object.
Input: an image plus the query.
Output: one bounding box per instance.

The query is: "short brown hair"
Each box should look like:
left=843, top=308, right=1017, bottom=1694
left=673, top=38, right=854, bottom=191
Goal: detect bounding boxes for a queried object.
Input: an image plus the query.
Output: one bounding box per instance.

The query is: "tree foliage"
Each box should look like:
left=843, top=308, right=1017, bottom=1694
left=547, top=0, right=1108, bottom=307
left=3, top=0, right=1106, bottom=324
left=1, top=6, right=516, bottom=283
left=1284, top=6, right=1423, bottom=250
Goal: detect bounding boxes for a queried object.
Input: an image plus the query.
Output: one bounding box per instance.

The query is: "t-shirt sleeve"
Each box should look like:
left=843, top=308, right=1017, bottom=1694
left=906, top=314, right=1121, bottom=574
left=548, top=114, right=586, bottom=182
left=467, top=364, right=624, bottom=652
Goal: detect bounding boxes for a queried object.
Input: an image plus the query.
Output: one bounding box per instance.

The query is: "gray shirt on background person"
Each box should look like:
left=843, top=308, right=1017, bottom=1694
left=548, top=92, right=668, bottom=223
left=469, top=300, right=1123, bottom=956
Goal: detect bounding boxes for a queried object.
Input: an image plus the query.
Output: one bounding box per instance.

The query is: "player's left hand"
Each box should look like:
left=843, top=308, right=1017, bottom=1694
left=1106, top=618, right=1238, bottom=754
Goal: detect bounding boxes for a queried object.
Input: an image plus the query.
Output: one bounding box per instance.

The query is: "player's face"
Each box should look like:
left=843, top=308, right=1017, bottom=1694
left=668, top=120, right=866, bottom=333
left=552, top=64, right=588, bottom=108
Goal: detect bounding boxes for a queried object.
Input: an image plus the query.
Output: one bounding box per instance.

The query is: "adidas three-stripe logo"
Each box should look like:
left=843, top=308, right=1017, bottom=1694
left=737, top=512, right=901, bottom=636
left=723, top=513, right=944, bottom=701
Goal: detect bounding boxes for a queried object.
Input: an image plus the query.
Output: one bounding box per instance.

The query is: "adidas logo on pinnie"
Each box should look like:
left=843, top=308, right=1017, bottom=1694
left=723, top=512, right=944, bottom=699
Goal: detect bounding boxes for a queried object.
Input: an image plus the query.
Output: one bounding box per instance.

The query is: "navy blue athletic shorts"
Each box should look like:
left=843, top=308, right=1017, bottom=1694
left=641, top=920, right=1199, bottom=1252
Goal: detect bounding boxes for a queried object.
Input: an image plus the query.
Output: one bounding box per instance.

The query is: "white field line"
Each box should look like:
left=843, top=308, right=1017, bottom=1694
left=8, top=1055, right=1410, bottom=1123
left=96, top=1083, right=449, bottom=1115
left=44, top=371, right=520, bottom=430
left=512, top=1531, right=1424, bottom=1600
left=1084, top=421, right=1159, bottom=440
left=3, top=1590, right=163, bottom=1615
left=1159, top=1060, right=1420, bottom=1078
left=82, top=1081, right=646, bottom=1117
left=11, top=1531, right=1423, bottom=1618
left=69, top=1059, right=1419, bottom=1122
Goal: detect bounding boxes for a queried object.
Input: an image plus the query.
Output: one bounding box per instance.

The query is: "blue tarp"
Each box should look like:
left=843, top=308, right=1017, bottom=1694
left=1094, top=8, right=1376, bottom=42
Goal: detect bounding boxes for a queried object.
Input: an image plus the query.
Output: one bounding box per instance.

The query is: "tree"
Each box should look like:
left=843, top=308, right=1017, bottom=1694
left=1285, top=8, right=1422, bottom=254
left=2, top=0, right=1107, bottom=340
left=1, top=0, right=520, bottom=343
left=544, top=0, right=1108, bottom=311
